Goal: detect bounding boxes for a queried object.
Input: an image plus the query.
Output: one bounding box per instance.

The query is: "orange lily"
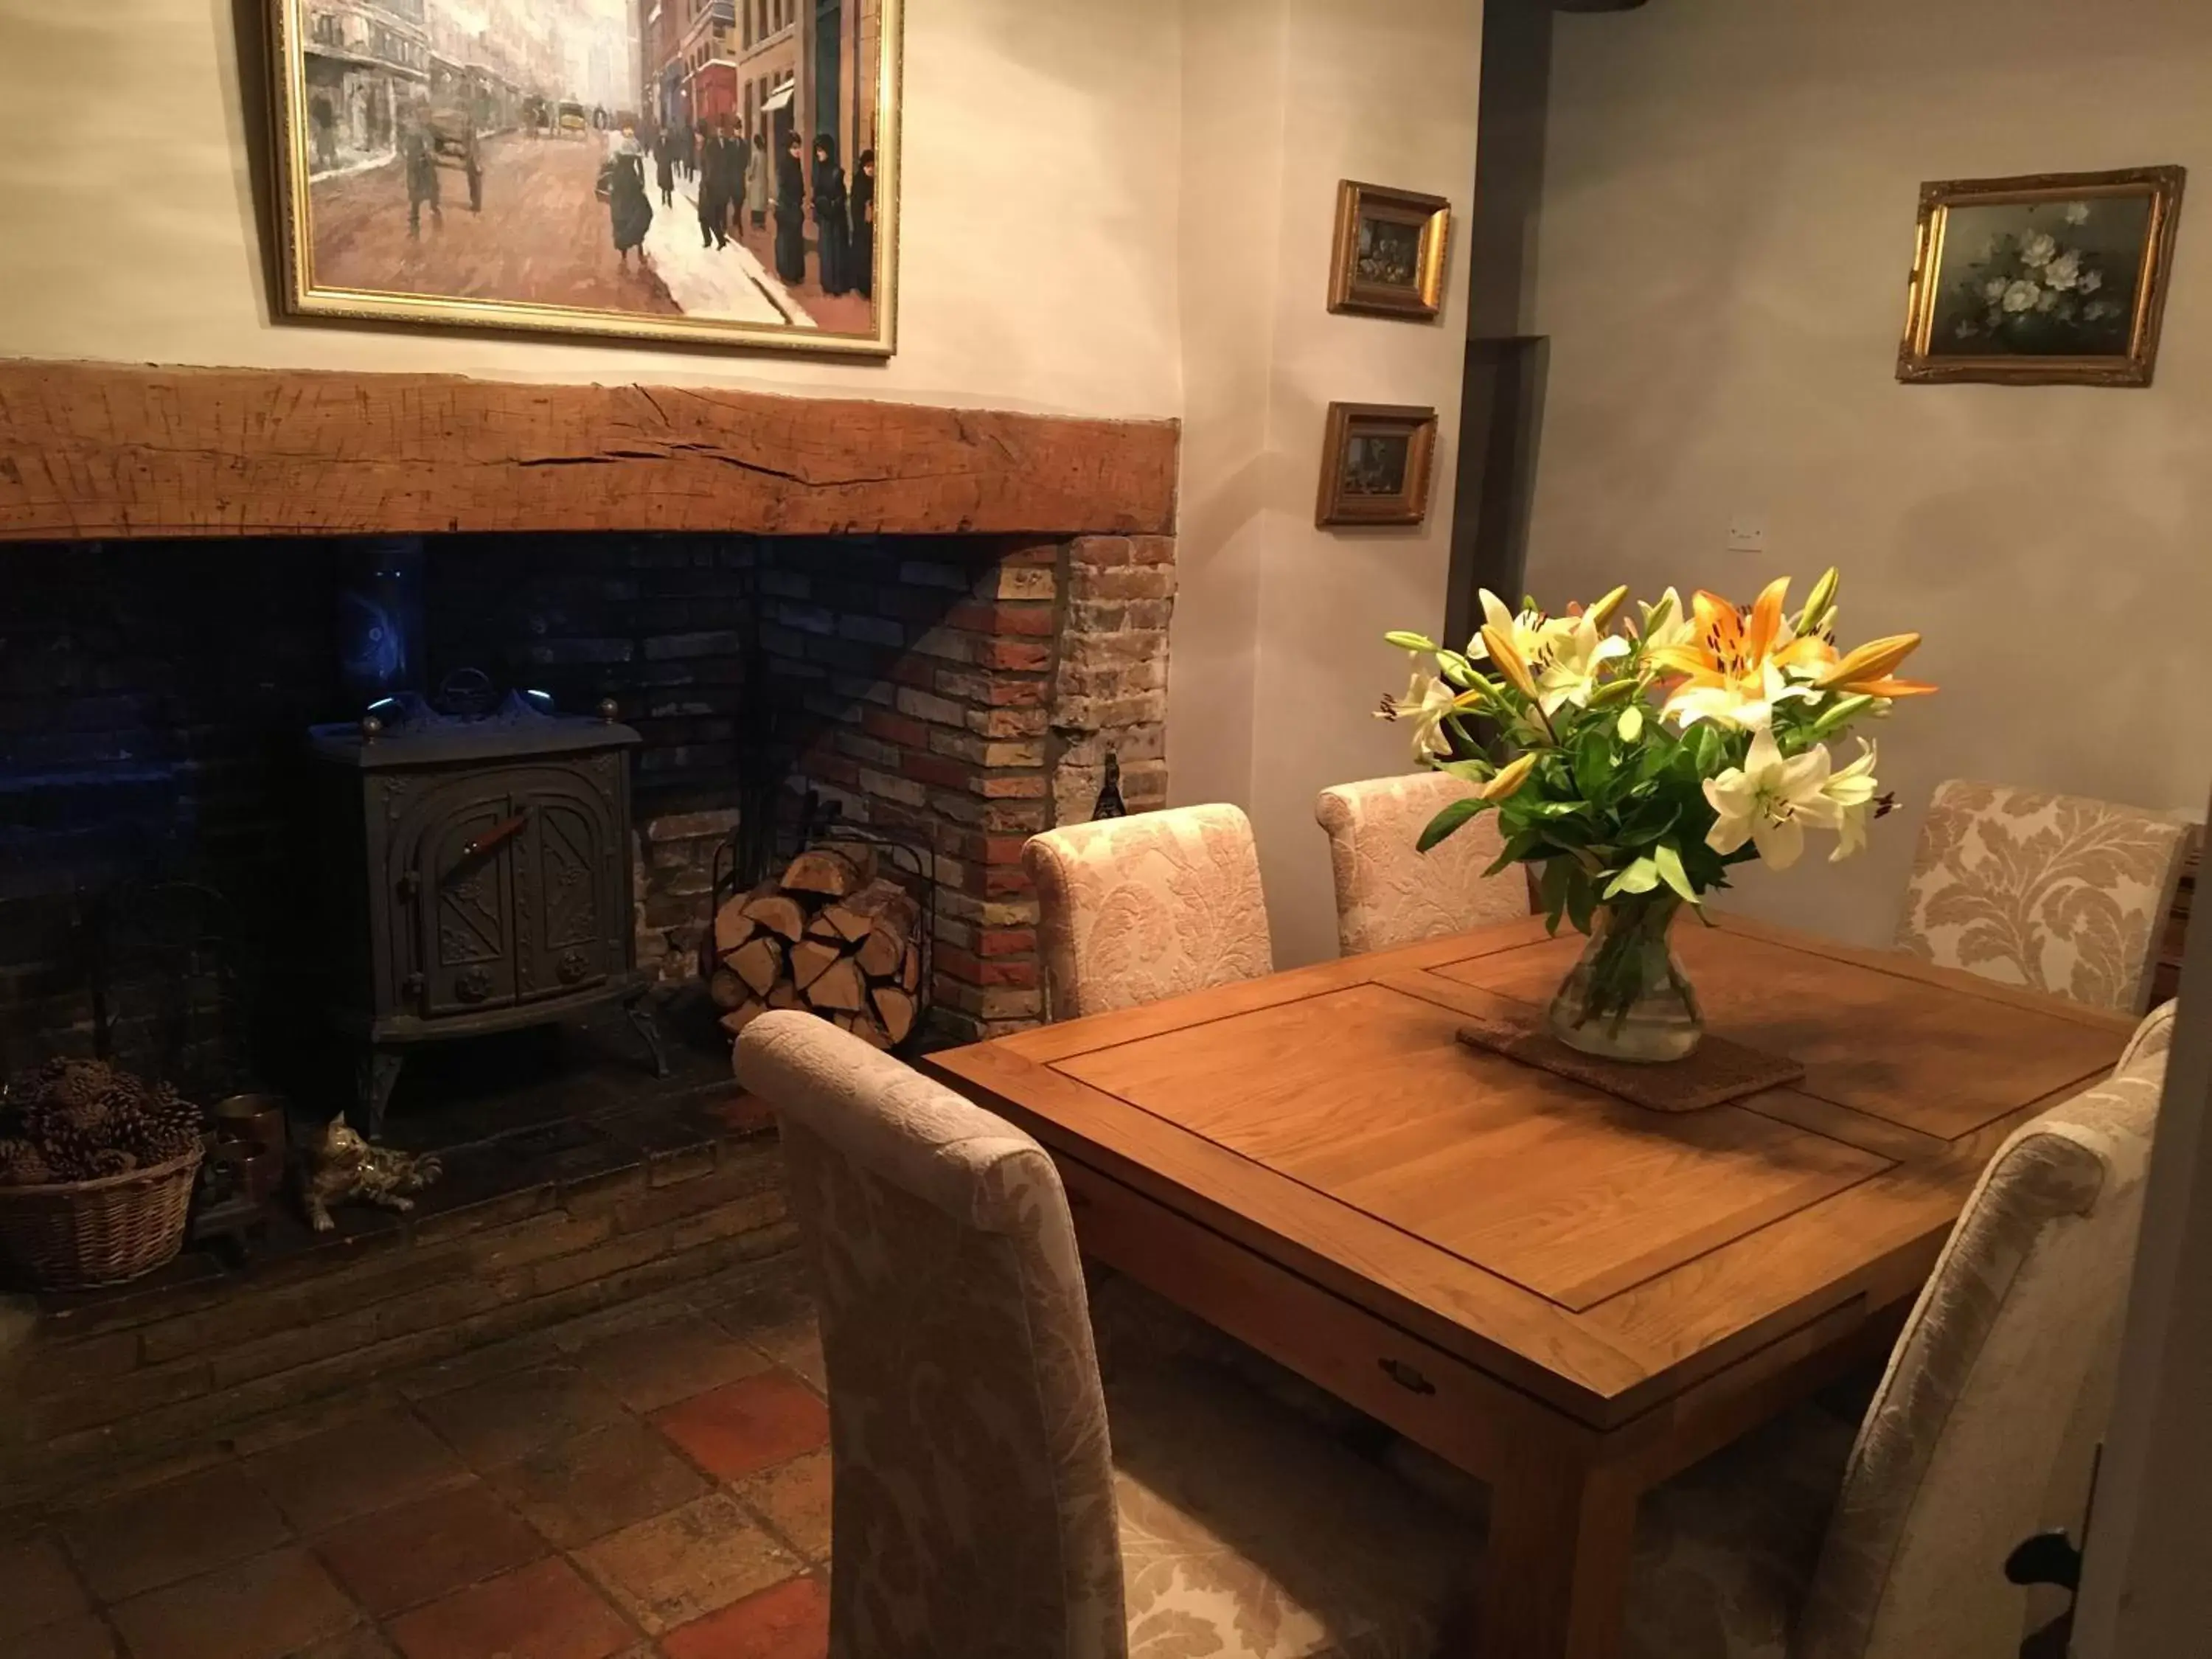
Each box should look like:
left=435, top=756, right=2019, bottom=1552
left=1480, top=622, right=1541, bottom=703
left=1815, top=633, right=1938, bottom=700
left=1649, top=577, right=1834, bottom=728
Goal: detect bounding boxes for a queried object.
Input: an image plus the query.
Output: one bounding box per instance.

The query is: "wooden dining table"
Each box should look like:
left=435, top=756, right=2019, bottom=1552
left=925, top=912, right=2135, bottom=1659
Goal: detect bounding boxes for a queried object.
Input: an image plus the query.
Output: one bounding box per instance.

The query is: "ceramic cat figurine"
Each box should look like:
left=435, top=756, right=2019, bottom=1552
left=302, top=1114, right=443, bottom=1232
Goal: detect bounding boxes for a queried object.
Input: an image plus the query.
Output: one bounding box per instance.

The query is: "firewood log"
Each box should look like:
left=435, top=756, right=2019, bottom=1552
left=713, top=898, right=760, bottom=958
left=717, top=998, right=768, bottom=1038
left=822, top=879, right=919, bottom=944
left=807, top=956, right=868, bottom=1013
left=855, top=927, right=902, bottom=980
left=740, top=891, right=808, bottom=943
left=872, top=984, right=917, bottom=1045
left=900, top=942, right=922, bottom=995
left=708, top=967, right=748, bottom=1011
left=767, top=981, right=803, bottom=1010
left=848, top=1010, right=894, bottom=1050
left=732, top=936, right=785, bottom=998
left=780, top=846, right=871, bottom=900
left=789, top=939, right=843, bottom=993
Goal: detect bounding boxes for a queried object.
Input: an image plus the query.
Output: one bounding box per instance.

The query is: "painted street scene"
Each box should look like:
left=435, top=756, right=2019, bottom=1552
left=297, top=0, right=884, bottom=335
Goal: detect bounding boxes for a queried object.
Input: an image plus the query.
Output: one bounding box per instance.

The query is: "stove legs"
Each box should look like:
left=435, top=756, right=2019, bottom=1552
left=626, top=995, right=672, bottom=1079
left=355, top=1046, right=406, bottom=1140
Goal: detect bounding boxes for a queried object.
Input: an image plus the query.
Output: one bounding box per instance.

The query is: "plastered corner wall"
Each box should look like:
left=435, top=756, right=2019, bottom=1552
left=1525, top=0, right=2212, bottom=945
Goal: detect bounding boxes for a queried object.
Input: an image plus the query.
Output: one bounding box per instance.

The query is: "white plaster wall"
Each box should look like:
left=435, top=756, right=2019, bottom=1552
left=0, top=0, right=1183, bottom=419
left=1525, top=0, right=2212, bottom=946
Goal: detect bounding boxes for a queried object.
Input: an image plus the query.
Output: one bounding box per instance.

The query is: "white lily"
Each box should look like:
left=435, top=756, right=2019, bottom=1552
left=1469, top=588, right=1571, bottom=668
left=1820, top=740, right=1881, bottom=861
left=1378, top=660, right=1463, bottom=762
left=1702, top=728, right=1842, bottom=871
left=1664, top=657, right=1812, bottom=732
left=1534, top=611, right=1631, bottom=716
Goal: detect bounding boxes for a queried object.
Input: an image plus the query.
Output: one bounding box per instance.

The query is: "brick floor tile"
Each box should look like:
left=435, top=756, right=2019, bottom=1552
left=291, top=1628, right=403, bottom=1659
left=61, top=1462, right=292, bottom=1602
left=573, top=1312, right=772, bottom=1412
left=312, top=1478, right=547, bottom=1616
left=387, top=1556, right=636, bottom=1659
left=414, top=1364, right=628, bottom=1470
left=660, top=1575, right=829, bottom=1659
left=693, top=1256, right=813, bottom=1340
left=748, top=1323, right=826, bottom=1394
left=107, top=1545, right=361, bottom=1659
left=650, top=1372, right=828, bottom=1483
left=15, top=1614, right=121, bottom=1659
left=575, top=1492, right=800, bottom=1635
left=483, top=1416, right=711, bottom=1549
left=731, top=1450, right=830, bottom=1563
left=0, top=1531, right=90, bottom=1638
left=245, top=1410, right=470, bottom=1534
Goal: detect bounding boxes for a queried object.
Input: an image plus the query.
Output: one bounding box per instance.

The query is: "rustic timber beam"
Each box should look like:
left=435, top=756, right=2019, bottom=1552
left=0, top=360, right=1179, bottom=541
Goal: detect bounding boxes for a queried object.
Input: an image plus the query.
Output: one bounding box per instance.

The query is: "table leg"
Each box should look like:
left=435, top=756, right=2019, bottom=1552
left=1476, top=1455, right=1640, bottom=1659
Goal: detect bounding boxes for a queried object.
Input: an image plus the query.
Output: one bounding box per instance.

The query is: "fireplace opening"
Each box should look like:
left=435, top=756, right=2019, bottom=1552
left=0, top=529, right=1172, bottom=1159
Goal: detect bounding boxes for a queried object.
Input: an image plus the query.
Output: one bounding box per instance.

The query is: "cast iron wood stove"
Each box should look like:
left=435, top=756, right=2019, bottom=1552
left=310, top=691, right=668, bottom=1135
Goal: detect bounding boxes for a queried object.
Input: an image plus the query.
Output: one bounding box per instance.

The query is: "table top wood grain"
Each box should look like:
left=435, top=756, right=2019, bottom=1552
left=931, top=914, right=2132, bottom=1432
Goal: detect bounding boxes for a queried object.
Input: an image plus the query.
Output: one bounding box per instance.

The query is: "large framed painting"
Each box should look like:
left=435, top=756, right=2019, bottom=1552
left=1898, top=165, right=2184, bottom=386
left=268, top=0, right=902, bottom=355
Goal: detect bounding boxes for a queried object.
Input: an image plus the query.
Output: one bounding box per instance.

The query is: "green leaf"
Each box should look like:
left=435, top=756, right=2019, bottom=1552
left=1603, top=857, right=1661, bottom=899
left=1436, top=758, right=1492, bottom=783
left=1652, top=843, right=1700, bottom=904
left=1417, top=797, right=1484, bottom=852
left=1617, top=704, right=1644, bottom=743
left=1483, top=830, right=1545, bottom=877
left=1565, top=869, right=1597, bottom=934
left=1540, top=857, right=1573, bottom=933
left=1572, top=727, right=1615, bottom=806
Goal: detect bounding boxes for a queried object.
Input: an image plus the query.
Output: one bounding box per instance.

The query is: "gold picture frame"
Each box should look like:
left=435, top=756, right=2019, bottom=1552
left=1327, top=181, right=1450, bottom=321
left=1316, top=403, right=1438, bottom=528
left=267, top=0, right=903, bottom=356
left=1898, top=165, right=2184, bottom=386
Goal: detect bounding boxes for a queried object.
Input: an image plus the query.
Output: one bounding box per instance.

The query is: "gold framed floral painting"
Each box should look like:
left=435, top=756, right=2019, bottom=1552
left=267, top=0, right=902, bottom=355
left=1316, top=403, right=1438, bottom=528
left=1898, top=165, right=2184, bottom=386
left=1328, top=181, right=1450, bottom=320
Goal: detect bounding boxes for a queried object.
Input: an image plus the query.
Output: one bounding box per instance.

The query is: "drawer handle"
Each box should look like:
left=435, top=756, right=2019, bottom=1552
left=1378, top=1357, right=1437, bottom=1396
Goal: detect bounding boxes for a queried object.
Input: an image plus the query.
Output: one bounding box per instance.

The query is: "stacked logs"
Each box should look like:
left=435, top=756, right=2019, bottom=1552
left=706, top=845, right=923, bottom=1051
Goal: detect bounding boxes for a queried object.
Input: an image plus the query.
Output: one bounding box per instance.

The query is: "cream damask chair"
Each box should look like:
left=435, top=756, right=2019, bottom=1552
left=1315, top=772, right=1531, bottom=956
left=1897, top=779, right=2191, bottom=1014
left=736, top=1011, right=1475, bottom=1659
left=1024, top=804, right=1273, bottom=1020
left=1622, top=997, right=2171, bottom=1659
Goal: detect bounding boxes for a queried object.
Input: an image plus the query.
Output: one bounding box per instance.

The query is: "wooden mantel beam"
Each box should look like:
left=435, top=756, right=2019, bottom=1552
left=0, top=361, right=1179, bottom=542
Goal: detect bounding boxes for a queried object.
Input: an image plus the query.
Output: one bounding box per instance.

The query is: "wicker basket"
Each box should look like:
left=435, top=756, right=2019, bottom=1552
left=0, top=1145, right=204, bottom=1291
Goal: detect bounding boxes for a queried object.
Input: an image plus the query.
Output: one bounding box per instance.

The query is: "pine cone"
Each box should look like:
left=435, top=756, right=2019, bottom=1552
left=27, top=1107, right=102, bottom=1178
left=33, top=1058, right=116, bottom=1114
left=0, top=1138, right=54, bottom=1188
left=87, top=1148, right=138, bottom=1179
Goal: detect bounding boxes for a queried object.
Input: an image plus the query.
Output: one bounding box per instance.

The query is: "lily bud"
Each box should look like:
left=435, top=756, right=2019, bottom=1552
left=1586, top=585, right=1630, bottom=631
left=1385, top=630, right=1439, bottom=654
left=1816, top=633, right=1922, bottom=692
left=1796, top=568, right=1840, bottom=636
left=1478, top=751, right=1539, bottom=801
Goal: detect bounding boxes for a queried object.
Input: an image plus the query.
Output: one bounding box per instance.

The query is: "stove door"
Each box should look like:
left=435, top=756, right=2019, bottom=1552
left=512, top=783, right=615, bottom=1002
left=419, top=791, right=524, bottom=1017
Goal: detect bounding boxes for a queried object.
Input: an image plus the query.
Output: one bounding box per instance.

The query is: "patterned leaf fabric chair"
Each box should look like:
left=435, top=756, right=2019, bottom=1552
left=1622, top=1002, right=2168, bottom=1659
left=1897, top=779, right=2191, bottom=1014
left=736, top=1011, right=1476, bottom=1659
left=1025, top=804, right=1274, bottom=1021
left=1315, top=772, right=1531, bottom=957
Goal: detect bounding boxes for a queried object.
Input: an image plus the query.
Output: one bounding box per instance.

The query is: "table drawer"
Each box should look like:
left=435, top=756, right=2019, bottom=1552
left=1056, top=1152, right=1580, bottom=1478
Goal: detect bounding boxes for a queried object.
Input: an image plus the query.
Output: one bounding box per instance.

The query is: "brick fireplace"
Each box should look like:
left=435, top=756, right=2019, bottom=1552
left=0, top=361, right=1178, bottom=1495
left=0, top=362, right=1180, bottom=1062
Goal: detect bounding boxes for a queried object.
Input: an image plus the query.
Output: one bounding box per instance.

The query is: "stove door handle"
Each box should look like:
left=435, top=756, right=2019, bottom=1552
left=461, top=810, right=530, bottom=862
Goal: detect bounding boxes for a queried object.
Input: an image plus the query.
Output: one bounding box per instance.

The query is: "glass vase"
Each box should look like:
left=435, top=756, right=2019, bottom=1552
left=1547, top=893, right=1704, bottom=1063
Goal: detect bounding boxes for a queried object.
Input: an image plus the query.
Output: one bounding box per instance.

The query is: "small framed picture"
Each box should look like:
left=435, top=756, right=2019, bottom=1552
left=1316, top=403, right=1439, bottom=528
left=1898, top=165, right=2185, bottom=386
left=1328, top=181, right=1450, bottom=321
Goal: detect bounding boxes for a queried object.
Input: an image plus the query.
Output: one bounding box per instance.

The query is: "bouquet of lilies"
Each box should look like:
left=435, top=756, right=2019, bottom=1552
left=1378, top=570, right=1935, bottom=935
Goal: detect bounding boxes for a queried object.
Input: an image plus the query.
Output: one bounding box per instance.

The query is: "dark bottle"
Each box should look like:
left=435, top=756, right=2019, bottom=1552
left=1092, top=751, right=1127, bottom=821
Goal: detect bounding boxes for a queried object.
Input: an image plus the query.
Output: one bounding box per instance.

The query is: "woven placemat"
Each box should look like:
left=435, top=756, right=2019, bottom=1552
left=1454, top=1006, right=1804, bottom=1113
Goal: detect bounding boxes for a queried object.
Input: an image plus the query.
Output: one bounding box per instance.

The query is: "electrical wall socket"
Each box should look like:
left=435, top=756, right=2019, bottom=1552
left=1726, top=513, right=1768, bottom=554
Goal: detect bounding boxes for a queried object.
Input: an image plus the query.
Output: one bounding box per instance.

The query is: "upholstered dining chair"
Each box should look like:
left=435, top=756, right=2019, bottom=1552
left=1896, top=779, right=2191, bottom=1014
left=1623, top=998, right=2170, bottom=1659
left=735, top=1010, right=1477, bottom=1659
left=1315, top=771, right=1531, bottom=957
left=1023, top=803, right=1273, bottom=1021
